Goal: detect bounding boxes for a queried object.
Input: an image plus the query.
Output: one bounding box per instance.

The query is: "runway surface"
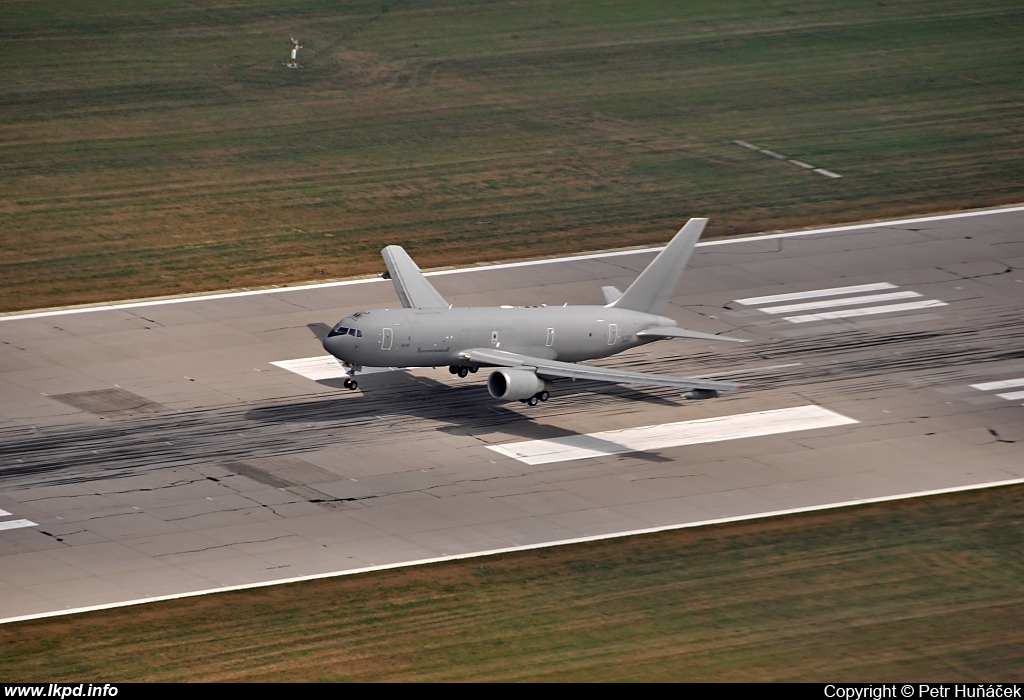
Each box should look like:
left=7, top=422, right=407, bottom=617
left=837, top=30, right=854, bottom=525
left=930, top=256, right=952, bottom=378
left=1, top=205, right=1023, bottom=622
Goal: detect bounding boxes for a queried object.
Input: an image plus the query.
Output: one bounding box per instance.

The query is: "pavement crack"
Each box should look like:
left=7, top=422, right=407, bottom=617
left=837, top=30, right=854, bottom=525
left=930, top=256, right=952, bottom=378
left=156, top=535, right=292, bottom=557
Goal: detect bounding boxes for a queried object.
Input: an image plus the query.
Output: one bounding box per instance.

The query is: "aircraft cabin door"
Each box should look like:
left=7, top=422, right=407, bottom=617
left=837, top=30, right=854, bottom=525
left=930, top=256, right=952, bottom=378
left=382, top=327, right=393, bottom=350
left=607, top=323, right=617, bottom=345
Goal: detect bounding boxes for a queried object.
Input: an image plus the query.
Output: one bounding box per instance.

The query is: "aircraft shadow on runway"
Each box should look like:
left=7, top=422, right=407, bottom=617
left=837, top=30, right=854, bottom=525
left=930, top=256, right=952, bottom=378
left=243, top=370, right=683, bottom=462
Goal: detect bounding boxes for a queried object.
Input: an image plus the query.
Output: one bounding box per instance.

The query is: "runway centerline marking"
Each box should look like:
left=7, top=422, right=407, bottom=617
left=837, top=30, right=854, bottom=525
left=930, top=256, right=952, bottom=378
left=487, top=405, right=857, bottom=465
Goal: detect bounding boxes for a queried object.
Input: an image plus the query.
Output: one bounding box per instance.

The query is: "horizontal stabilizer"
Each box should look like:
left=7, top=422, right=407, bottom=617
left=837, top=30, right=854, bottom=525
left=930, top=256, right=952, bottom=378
left=459, top=348, right=742, bottom=392
left=381, top=245, right=449, bottom=309
left=638, top=327, right=747, bottom=343
left=601, top=286, right=623, bottom=305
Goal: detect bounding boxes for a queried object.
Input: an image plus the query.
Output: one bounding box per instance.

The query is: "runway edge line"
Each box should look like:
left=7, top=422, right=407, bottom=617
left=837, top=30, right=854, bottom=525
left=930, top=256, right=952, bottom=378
left=2, top=203, right=1023, bottom=323
left=3, top=477, right=1023, bottom=626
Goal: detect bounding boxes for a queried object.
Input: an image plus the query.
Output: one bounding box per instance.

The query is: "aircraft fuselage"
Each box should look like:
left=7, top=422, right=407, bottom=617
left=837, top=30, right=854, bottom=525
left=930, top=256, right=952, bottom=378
left=322, top=305, right=675, bottom=369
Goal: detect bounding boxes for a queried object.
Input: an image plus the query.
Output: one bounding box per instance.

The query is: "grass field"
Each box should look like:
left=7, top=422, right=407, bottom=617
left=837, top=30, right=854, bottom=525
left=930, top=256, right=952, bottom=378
left=2, top=484, right=1022, bottom=681
left=1, top=0, right=1023, bottom=311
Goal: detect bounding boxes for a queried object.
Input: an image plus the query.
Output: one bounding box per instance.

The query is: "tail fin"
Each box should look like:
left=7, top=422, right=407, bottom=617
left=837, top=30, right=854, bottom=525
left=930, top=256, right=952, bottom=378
left=381, top=245, right=450, bottom=309
left=609, top=218, right=706, bottom=314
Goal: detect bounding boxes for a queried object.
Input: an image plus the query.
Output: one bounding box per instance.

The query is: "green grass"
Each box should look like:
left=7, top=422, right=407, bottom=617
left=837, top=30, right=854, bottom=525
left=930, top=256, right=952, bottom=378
left=1, top=0, right=1022, bottom=312
left=2, top=484, right=1022, bottom=681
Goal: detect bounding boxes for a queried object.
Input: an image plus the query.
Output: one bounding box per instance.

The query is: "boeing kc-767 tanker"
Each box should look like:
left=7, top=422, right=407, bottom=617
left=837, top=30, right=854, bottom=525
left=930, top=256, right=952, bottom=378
left=322, top=218, right=746, bottom=405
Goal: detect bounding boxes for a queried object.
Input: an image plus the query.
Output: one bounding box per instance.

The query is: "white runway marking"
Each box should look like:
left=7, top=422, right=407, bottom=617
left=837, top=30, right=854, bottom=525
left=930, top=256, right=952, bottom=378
left=2, top=205, right=1022, bottom=323
left=0, top=509, right=10, bottom=517
left=0, top=519, right=38, bottom=532
left=271, top=356, right=406, bottom=381
left=783, top=299, right=947, bottom=324
left=759, top=291, right=921, bottom=314
left=270, top=356, right=349, bottom=381
left=995, top=390, right=1024, bottom=401
left=735, top=283, right=897, bottom=306
left=487, top=405, right=857, bottom=465
left=970, top=378, right=1024, bottom=391
left=4, top=476, right=1023, bottom=627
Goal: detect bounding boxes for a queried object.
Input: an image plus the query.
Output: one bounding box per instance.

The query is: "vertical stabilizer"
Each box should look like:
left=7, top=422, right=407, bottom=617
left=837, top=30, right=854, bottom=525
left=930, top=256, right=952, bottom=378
left=609, top=218, right=707, bottom=314
left=381, top=245, right=450, bottom=309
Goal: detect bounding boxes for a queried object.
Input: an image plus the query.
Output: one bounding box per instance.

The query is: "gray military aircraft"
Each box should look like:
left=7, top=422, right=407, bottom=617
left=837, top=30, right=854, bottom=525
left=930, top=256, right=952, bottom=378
left=322, top=218, right=746, bottom=405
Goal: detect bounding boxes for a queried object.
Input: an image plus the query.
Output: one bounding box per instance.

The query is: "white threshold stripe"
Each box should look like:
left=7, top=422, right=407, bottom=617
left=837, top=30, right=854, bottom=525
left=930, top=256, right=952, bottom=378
left=487, top=405, right=857, bottom=466
left=995, top=390, right=1024, bottom=401
left=0, top=519, right=38, bottom=531
left=759, top=291, right=921, bottom=314
left=2, top=205, right=1023, bottom=323
left=270, top=356, right=348, bottom=381
left=271, top=356, right=406, bottom=381
left=4, top=477, right=1024, bottom=626
left=735, top=283, right=897, bottom=306
left=784, top=299, right=947, bottom=324
left=970, top=378, right=1024, bottom=391
left=0, top=509, right=10, bottom=517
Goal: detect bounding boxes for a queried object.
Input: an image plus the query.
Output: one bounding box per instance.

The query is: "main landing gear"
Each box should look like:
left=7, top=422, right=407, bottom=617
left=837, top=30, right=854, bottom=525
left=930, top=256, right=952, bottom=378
left=448, top=365, right=478, bottom=378
left=343, top=378, right=358, bottom=391
left=520, top=390, right=550, bottom=407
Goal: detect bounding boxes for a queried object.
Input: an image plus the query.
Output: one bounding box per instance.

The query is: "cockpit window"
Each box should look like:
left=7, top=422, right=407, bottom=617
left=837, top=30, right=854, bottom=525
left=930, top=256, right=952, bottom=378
left=327, top=324, right=349, bottom=338
left=348, top=328, right=357, bottom=336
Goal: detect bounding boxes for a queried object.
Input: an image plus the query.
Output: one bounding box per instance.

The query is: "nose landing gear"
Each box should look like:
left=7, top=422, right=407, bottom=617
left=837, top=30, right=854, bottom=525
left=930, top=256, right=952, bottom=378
left=343, top=378, right=358, bottom=391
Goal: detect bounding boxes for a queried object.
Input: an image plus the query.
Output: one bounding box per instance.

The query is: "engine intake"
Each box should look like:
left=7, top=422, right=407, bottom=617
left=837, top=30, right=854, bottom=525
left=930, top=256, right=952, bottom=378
left=487, top=369, right=551, bottom=401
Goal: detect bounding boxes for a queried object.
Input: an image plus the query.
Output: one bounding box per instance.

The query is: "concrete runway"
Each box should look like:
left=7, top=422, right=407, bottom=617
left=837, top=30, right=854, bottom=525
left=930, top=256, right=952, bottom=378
left=2, top=205, right=1023, bottom=622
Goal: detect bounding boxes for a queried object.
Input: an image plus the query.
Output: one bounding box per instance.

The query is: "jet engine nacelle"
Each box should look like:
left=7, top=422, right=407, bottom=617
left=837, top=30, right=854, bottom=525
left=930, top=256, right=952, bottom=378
left=487, top=369, right=551, bottom=401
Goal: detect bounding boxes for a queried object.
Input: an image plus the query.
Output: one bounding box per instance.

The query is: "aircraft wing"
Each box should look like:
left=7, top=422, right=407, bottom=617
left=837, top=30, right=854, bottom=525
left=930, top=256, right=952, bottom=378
left=637, top=326, right=747, bottom=343
left=458, top=348, right=742, bottom=392
left=381, top=245, right=449, bottom=309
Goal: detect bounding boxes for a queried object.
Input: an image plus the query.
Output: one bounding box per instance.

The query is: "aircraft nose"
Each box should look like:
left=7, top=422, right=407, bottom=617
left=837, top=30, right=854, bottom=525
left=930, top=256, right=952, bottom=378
left=322, top=334, right=344, bottom=358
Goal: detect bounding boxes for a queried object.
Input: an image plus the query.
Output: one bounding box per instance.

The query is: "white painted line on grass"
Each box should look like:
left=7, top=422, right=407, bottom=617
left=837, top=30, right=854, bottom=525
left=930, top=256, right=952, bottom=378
left=784, top=299, right=947, bottom=324
left=789, top=160, right=815, bottom=169
left=487, top=405, right=857, bottom=466
left=2, top=205, right=1023, bottom=324
left=814, top=168, right=843, bottom=179
left=759, top=291, right=921, bottom=314
left=735, top=283, right=897, bottom=306
left=0, top=519, right=37, bottom=532
left=970, top=378, right=1024, bottom=391
left=4, top=477, right=1023, bottom=626
left=995, top=390, right=1024, bottom=401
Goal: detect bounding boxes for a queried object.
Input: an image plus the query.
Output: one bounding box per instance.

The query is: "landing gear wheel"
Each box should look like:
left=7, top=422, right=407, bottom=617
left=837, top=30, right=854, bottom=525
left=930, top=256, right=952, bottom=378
left=527, top=396, right=539, bottom=406
left=344, top=378, right=358, bottom=391
left=538, top=391, right=549, bottom=402
left=458, top=367, right=469, bottom=378
left=469, top=367, right=478, bottom=374
left=448, top=366, right=459, bottom=374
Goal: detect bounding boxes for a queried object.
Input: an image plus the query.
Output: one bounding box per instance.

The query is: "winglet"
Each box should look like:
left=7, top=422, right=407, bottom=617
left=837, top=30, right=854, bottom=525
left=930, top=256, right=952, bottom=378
left=381, top=245, right=449, bottom=309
